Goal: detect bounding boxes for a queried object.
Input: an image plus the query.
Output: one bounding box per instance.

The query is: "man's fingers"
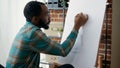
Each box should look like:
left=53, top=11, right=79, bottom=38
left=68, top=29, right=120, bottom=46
left=80, top=12, right=83, bottom=15
left=75, top=12, right=88, bottom=22
left=85, top=14, right=88, bottom=21
left=85, top=14, right=88, bottom=23
left=75, top=14, right=79, bottom=17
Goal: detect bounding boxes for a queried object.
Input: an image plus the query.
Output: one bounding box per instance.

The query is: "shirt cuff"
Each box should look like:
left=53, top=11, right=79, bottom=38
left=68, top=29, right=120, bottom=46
left=72, top=28, right=79, bottom=34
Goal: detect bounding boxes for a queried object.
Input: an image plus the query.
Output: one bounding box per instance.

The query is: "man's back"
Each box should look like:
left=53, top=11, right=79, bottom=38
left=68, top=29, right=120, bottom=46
left=6, top=22, right=40, bottom=68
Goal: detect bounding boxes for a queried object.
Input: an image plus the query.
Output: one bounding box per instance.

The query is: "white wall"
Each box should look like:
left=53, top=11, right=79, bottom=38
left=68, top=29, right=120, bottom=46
left=111, top=0, right=120, bottom=68
left=0, top=0, right=30, bottom=66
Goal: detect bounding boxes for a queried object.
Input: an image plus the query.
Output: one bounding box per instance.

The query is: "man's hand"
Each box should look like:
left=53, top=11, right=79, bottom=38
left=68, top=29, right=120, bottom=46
left=74, top=12, right=88, bottom=30
left=49, top=62, right=61, bottom=68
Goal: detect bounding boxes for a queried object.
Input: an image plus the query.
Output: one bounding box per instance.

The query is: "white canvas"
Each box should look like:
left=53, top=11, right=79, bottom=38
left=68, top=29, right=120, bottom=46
left=59, top=0, right=106, bottom=68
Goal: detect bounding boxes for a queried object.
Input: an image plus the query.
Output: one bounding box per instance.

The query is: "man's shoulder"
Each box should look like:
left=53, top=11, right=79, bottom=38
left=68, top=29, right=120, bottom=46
left=15, top=22, right=40, bottom=40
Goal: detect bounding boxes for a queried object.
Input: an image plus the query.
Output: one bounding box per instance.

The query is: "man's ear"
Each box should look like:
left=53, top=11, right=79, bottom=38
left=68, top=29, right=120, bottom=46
left=32, top=16, right=39, bottom=23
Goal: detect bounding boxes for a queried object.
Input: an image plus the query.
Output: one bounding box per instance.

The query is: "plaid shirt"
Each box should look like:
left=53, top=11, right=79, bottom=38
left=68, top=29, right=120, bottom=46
left=6, top=22, right=78, bottom=68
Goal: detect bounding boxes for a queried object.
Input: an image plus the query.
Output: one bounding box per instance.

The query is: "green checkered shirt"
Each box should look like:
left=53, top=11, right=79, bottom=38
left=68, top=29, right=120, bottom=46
left=6, top=21, right=78, bottom=68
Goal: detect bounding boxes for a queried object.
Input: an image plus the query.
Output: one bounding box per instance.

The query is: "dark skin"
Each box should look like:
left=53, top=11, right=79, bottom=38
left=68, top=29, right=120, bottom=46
left=31, top=4, right=50, bottom=29
left=31, top=4, right=89, bottom=68
left=31, top=4, right=88, bottom=30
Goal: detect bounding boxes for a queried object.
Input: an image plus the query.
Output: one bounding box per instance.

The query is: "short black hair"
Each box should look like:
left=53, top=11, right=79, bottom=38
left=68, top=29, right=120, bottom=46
left=23, top=1, right=45, bottom=22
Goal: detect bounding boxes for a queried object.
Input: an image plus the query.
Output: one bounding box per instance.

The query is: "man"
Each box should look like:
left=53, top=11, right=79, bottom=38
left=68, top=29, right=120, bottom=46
left=6, top=1, right=88, bottom=68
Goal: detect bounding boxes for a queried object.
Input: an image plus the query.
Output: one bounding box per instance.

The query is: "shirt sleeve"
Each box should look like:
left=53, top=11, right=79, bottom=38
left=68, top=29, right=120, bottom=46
left=29, top=29, right=78, bottom=57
